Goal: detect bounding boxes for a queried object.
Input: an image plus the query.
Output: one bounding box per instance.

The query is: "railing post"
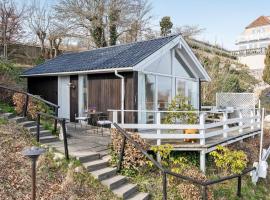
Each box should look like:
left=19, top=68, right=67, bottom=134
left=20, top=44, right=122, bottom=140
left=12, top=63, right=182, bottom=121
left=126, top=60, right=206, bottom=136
left=23, top=94, right=29, bottom=117
left=61, top=118, right=69, bottom=160
left=54, top=107, right=58, bottom=133
left=113, top=111, right=118, bottom=123
left=199, top=112, right=206, bottom=145
left=117, top=135, right=126, bottom=172
left=238, top=110, right=243, bottom=134
left=250, top=109, right=254, bottom=130
left=256, top=109, right=261, bottom=128
left=202, top=185, right=208, bottom=200
left=162, top=172, right=167, bottom=200
left=223, top=112, right=228, bottom=138
left=36, top=113, right=40, bottom=142
left=237, top=175, right=242, bottom=197
left=156, top=112, right=161, bottom=146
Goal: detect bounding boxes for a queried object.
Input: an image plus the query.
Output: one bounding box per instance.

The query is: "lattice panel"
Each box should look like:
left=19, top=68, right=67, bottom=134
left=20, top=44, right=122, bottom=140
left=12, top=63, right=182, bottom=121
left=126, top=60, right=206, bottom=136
left=216, top=93, right=256, bottom=109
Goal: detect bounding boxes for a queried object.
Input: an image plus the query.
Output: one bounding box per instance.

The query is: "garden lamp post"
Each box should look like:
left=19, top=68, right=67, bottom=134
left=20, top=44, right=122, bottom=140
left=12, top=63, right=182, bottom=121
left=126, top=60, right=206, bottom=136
left=22, top=146, right=45, bottom=200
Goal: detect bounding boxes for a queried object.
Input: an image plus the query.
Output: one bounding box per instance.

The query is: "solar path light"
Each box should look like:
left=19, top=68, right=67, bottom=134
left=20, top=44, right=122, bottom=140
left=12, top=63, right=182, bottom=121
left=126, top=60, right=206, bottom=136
left=22, top=146, right=45, bottom=200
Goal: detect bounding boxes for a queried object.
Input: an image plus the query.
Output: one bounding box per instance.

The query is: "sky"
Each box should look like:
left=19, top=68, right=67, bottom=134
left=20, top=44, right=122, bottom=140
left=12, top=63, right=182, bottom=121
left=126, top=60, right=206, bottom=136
left=151, top=0, right=270, bottom=50
left=26, top=0, right=270, bottom=50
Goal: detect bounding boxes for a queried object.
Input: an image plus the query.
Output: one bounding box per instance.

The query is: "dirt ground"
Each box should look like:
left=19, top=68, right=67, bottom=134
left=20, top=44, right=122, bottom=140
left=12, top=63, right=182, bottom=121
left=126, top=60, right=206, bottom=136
left=0, top=122, right=119, bottom=200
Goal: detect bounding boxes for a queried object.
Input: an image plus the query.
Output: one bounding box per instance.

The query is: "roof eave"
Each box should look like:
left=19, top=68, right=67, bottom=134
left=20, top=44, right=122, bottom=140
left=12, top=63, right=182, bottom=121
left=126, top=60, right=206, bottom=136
left=21, top=67, right=133, bottom=77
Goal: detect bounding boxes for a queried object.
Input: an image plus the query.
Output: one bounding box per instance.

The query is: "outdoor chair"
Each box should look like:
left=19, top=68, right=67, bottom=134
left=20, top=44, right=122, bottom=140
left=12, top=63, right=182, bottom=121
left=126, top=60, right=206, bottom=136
left=74, top=113, right=89, bottom=130
left=96, top=114, right=112, bottom=136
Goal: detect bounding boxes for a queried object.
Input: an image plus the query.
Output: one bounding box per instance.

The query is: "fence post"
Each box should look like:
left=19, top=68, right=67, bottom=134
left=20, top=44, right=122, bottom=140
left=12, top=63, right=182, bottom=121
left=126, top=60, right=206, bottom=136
left=199, top=112, right=206, bottom=145
left=117, top=135, right=126, bottom=172
left=23, top=94, right=29, bottom=117
left=223, top=112, right=228, bottom=138
left=238, top=110, right=243, bottom=134
left=237, top=175, right=242, bottom=197
left=250, top=109, right=254, bottom=130
left=156, top=112, right=161, bottom=146
left=202, top=185, right=208, bottom=200
left=61, top=118, right=69, bottom=160
left=54, top=107, right=58, bottom=133
left=162, top=172, right=167, bottom=200
left=256, top=109, right=261, bottom=129
left=113, top=111, right=118, bottom=124
left=36, top=113, right=40, bottom=142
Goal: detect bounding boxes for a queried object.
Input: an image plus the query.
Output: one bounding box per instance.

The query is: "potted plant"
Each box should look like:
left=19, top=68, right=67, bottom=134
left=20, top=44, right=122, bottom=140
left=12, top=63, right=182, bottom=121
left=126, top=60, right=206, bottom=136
left=163, top=95, right=198, bottom=143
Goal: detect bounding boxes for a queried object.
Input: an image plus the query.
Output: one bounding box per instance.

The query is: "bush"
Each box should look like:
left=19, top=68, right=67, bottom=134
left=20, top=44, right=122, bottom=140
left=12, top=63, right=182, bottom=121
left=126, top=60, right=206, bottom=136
left=110, top=129, right=149, bottom=172
left=210, top=145, right=248, bottom=175
left=12, top=93, right=52, bottom=119
left=0, top=60, right=25, bottom=103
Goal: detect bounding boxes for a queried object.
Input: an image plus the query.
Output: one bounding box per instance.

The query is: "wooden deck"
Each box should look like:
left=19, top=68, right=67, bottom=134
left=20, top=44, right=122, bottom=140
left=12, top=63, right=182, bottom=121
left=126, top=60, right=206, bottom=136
left=147, top=127, right=261, bottom=152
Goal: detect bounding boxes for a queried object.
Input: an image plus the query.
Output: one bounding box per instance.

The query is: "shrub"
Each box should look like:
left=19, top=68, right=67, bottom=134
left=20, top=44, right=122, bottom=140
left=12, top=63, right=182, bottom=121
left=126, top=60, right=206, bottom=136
left=12, top=93, right=52, bottom=119
left=163, top=95, right=198, bottom=124
left=210, top=145, right=248, bottom=175
left=110, top=129, right=150, bottom=172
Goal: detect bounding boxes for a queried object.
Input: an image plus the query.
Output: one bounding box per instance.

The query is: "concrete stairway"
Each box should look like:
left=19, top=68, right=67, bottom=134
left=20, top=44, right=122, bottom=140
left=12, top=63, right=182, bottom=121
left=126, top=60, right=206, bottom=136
left=1, top=112, right=59, bottom=143
left=0, top=112, right=150, bottom=200
left=70, top=150, right=150, bottom=200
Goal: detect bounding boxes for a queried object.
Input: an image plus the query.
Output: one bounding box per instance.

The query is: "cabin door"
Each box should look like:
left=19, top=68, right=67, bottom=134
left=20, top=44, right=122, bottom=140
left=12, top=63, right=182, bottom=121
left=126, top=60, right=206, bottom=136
left=70, top=75, right=78, bottom=122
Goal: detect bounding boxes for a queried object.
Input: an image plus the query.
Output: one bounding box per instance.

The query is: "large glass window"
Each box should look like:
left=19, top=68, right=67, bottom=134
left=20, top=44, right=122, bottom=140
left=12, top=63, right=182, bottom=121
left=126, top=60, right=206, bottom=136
left=145, top=74, right=156, bottom=110
left=176, top=79, right=185, bottom=96
left=157, top=76, right=171, bottom=110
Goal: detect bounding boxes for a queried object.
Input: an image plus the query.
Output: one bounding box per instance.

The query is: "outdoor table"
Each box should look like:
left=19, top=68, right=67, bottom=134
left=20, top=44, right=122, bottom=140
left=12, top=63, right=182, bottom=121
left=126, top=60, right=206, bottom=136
left=87, top=111, right=103, bottom=125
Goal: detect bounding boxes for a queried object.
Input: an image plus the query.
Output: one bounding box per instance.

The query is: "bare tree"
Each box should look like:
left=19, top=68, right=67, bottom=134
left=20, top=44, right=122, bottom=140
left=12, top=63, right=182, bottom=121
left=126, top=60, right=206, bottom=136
left=0, top=0, right=25, bottom=59
left=54, top=0, right=152, bottom=48
left=28, top=0, right=50, bottom=57
left=174, top=25, right=205, bottom=38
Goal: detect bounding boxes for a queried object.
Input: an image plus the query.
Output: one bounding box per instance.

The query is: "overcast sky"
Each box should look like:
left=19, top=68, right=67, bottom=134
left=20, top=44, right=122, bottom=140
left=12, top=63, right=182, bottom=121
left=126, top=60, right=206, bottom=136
left=24, top=0, right=270, bottom=50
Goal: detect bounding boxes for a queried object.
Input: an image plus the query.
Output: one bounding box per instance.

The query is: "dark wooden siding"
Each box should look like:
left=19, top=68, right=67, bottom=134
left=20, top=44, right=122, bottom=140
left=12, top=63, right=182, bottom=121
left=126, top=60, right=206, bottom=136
left=88, top=72, right=137, bottom=123
left=70, top=75, right=78, bottom=122
left=27, top=76, right=58, bottom=105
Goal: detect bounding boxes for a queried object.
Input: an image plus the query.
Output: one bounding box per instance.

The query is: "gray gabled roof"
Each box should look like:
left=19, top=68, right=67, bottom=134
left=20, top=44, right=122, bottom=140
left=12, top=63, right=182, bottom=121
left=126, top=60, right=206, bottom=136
left=22, top=35, right=179, bottom=76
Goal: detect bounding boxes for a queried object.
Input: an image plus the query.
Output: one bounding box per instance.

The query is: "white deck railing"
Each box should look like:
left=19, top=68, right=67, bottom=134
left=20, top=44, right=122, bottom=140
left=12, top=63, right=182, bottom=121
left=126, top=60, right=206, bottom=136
left=108, top=108, right=261, bottom=146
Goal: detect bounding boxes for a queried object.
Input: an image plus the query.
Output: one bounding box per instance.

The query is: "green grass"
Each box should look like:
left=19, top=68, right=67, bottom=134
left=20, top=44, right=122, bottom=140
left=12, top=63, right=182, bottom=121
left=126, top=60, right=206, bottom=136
left=0, top=118, right=7, bottom=125
left=0, top=101, right=15, bottom=113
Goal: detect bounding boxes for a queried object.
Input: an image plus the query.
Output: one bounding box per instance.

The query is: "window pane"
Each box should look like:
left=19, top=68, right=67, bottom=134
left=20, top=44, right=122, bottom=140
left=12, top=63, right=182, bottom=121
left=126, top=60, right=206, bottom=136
left=158, top=76, right=171, bottom=110
left=176, top=79, right=185, bottom=96
left=145, top=74, right=155, bottom=110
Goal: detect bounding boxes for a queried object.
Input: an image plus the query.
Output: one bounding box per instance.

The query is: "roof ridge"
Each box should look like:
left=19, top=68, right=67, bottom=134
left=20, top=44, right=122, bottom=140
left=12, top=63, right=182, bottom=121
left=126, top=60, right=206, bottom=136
left=63, top=34, right=180, bottom=56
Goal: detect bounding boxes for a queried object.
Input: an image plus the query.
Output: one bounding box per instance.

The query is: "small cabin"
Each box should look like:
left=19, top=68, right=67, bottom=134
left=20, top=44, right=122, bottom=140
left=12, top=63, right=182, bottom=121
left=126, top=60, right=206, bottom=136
left=22, top=34, right=211, bottom=123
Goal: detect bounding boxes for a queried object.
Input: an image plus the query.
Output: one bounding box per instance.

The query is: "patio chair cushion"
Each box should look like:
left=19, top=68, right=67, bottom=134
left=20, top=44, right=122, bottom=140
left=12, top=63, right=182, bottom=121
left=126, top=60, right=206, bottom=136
left=75, top=117, right=88, bottom=121
left=97, top=120, right=112, bottom=125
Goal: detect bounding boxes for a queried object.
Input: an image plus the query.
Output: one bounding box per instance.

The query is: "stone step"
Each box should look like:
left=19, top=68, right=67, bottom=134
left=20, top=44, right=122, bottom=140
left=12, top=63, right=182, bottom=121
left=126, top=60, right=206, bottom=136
left=26, top=126, right=44, bottom=132
left=71, top=151, right=100, bottom=163
left=9, top=116, right=27, bottom=123
left=112, top=183, right=138, bottom=199
left=18, top=120, right=36, bottom=127
left=31, top=130, right=52, bottom=137
left=127, top=192, right=150, bottom=200
left=83, top=159, right=108, bottom=172
left=91, top=167, right=117, bottom=181
left=2, top=112, right=16, bottom=119
left=39, top=135, right=59, bottom=143
left=102, top=175, right=127, bottom=190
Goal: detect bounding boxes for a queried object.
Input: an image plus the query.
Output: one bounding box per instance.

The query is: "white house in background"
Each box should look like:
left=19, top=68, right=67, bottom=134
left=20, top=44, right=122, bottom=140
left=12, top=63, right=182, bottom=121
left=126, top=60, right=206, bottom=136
left=234, top=16, right=270, bottom=73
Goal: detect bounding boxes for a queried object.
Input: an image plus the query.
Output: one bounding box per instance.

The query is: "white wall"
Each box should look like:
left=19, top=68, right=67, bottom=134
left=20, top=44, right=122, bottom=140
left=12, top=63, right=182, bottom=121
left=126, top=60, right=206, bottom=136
left=238, top=54, right=266, bottom=70
left=58, top=76, right=70, bottom=119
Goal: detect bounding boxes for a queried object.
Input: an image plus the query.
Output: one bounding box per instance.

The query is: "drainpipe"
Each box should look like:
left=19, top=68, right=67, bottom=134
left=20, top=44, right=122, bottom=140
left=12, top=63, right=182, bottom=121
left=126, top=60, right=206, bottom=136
left=115, top=70, right=125, bottom=124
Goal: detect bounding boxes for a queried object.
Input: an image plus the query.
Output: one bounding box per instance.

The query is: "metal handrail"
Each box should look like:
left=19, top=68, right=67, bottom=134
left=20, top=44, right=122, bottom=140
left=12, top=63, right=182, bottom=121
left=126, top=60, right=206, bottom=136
left=0, top=85, right=59, bottom=108
left=36, top=112, right=69, bottom=160
left=113, top=123, right=256, bottom=200
left=0, top=85, right=59, bottom=132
